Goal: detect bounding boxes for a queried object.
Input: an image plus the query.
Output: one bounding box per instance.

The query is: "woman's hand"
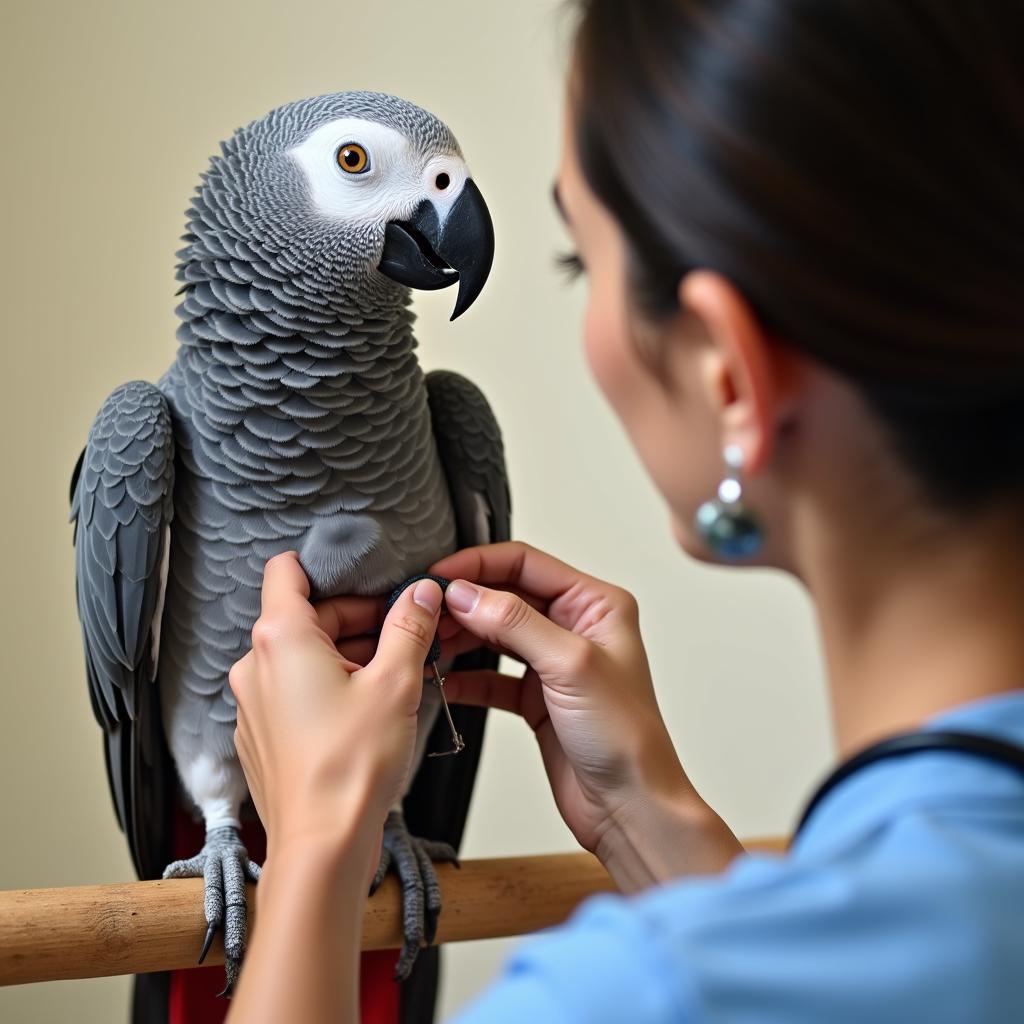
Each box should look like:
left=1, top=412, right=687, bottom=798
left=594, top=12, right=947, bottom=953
left=228, top=551, right=443, bottom=863
left=426, top=542, right=742, bottom=886
left=227, top=555, right=441, bottom=1023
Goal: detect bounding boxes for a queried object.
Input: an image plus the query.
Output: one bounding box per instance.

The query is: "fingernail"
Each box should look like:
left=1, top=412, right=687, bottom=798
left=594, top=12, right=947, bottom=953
left=413, top=579, right=442, bottom=614
left=445, top=579, right=480, bottom=613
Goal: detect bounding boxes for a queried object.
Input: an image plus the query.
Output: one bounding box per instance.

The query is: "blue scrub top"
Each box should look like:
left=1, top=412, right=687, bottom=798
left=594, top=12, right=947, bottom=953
left=449, top=690, right=1024, bottom=1022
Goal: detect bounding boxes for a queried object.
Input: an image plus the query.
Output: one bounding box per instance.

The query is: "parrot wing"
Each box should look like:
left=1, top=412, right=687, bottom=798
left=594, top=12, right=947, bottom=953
left=406, top=368, right=510, bottom=844
left=399, top=369, right=511, bottom=1023
left=70, top=380, right=176, bottom=880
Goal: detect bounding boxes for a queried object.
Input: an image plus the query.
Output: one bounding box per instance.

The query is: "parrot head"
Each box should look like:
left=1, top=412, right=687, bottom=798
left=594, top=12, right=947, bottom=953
left=191, top=91, right=495, bottom=320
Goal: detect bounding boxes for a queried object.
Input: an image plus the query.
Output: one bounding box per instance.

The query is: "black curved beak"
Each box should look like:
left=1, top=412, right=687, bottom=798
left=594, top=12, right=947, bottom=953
left=378, top=179, right=495, bottom=321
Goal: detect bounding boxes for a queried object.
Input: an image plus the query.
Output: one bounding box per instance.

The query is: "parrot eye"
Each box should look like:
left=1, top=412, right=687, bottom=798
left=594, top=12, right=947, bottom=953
left=336, top=143, right=370, bottom=174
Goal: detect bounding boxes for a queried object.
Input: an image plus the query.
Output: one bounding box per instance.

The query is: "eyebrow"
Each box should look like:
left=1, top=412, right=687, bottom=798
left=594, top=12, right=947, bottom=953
left=552, top=182, right=571, bottom=226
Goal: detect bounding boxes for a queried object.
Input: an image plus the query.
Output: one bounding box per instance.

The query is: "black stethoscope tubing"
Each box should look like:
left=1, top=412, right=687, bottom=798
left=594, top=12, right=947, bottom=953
left=794, top=730, right=1024, bottom=840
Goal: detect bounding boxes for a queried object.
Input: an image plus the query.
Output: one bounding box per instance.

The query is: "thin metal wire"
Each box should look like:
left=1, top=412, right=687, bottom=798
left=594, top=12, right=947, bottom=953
left=428, top=662, right=465, bottom=757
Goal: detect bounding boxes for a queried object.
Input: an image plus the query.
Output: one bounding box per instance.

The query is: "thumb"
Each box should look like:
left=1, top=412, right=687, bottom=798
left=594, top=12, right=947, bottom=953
left=443, top=579, right=584, bottom=678
left=368, top=578, right=442, bottom=685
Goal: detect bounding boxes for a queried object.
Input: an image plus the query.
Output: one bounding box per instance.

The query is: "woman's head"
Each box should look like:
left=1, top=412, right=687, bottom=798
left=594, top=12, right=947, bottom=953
left=557, top=0, right=1024, bottom=568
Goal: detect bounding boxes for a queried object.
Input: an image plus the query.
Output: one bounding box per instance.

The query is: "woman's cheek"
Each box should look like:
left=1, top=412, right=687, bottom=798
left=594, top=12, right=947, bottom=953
left=670, top=511, right=710, bottom=560
left=585, top=280, right=680, bottom=452
left=582, top=282, right=638, bottom=417
left=582, top=290, right=617, bottom=403
left=581, top=274, right=716, bottom=554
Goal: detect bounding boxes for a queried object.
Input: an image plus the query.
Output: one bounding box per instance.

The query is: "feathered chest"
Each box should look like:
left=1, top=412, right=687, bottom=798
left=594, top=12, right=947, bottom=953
left=161, top=304, right=439, bottom=516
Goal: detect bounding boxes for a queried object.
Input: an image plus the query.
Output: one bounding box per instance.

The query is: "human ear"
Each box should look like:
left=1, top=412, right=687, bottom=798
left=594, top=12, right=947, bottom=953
left=678, top=270, right=801, bottom=475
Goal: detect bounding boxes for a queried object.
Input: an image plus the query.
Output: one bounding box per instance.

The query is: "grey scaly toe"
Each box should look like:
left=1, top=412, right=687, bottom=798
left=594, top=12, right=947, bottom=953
left=370, top=810, right=460, bottom=979
left=163, top=825, right=261, bottom=996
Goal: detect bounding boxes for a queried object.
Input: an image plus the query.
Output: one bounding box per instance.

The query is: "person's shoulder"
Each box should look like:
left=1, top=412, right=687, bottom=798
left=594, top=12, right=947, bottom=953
left=615, top=808, right=1024, bottom=1019
left=638, top=798, right=1024, bottom=927
left=451, top=823, right=1024, bottom=1024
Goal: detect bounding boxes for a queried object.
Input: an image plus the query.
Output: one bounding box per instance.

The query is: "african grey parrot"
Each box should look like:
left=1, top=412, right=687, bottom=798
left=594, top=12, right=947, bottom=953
left=69, top=91, right=509, bottom=1014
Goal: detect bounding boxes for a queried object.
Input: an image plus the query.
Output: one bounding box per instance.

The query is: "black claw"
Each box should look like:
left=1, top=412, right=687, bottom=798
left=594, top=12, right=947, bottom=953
left=216, top=960, right=239, bottom=998
left=369, top=870, right=385, bottom=897
left=424, top=909, right=439, bottom=947
left=198, top=921, right=218, bottom=965
left=393, top=953, right=416, bottom=984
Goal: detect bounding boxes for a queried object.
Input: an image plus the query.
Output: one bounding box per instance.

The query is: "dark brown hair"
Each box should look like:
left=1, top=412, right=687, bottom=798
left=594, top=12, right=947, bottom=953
left=571, top=0, right=1024, bottom=513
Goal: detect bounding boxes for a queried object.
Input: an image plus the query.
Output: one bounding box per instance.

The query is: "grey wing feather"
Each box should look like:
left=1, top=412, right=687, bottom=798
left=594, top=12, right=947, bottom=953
left=400, top=369, right=511, bottom=1022
left=423, top=369, right=510, bottom=549
left=405, top=368, right=510, bottom=842
left=71, top=380, right=176, bottom=879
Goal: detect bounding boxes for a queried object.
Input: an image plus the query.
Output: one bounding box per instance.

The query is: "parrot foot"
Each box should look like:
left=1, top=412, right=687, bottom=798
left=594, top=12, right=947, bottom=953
left=369, top=809, right=460, bottom=981
left=162, top=825, right=262, bottom=997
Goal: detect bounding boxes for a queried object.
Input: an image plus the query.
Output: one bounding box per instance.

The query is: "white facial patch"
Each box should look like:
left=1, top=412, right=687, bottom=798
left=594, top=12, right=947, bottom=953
left=288, top=117, right=470, bottom=229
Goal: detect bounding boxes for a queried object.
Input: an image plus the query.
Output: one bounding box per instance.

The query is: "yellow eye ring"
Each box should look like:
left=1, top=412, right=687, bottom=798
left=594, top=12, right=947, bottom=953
left=337, top=143, right=369, bottom=174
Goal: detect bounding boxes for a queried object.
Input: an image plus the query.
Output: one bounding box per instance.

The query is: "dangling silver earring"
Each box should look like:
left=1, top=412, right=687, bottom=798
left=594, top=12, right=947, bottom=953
left=694, top=444, right=766, bottom=560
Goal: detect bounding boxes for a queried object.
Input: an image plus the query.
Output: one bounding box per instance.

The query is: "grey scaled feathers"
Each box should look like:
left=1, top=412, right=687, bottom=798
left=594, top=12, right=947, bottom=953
left=70, top=91, right=508, bottom=1002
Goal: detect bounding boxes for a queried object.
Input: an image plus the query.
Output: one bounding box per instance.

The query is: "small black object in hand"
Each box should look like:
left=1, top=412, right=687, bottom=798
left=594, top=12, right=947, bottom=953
left=384, top=573, right=451, bottom=665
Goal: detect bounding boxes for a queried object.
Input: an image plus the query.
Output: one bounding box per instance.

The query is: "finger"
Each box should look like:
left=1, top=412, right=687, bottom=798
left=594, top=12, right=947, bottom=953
left=343, top=618, right=526, bottom=667
left=442, top=579, right=586, bottom=678
left=314, top=594, right=385, bottom=641
left=227, top=652, right=253, bottom=701
left=440, top=668, right=532, bottom=717
left=332, top=598, right=512, bottom=665
left=437, top=585, right=547, bottom=638
left=360, top=578, right=442, bottom=687
left=436, top=629, right=526, bottom=665
left=259, top=551, right=317, bottom=625
left=437, top=615, right=463, bottom=640
left=335, top=636, right=377, bottom=666
left=429, top=542, right=589, bottom=602
left=337, top=654, right=364, bottom=674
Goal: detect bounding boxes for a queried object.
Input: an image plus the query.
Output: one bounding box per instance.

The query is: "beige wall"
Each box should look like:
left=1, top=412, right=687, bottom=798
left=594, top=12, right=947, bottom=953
left=0, top=1, right=833, bottom=1020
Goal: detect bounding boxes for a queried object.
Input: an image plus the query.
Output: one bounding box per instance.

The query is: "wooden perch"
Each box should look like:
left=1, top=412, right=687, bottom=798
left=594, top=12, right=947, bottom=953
left=0, top=841, right=786, bottom=986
